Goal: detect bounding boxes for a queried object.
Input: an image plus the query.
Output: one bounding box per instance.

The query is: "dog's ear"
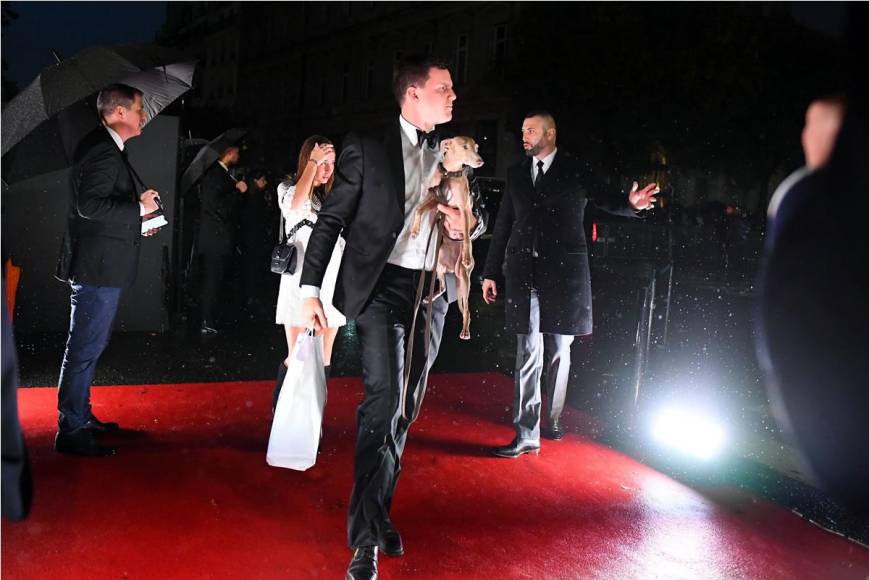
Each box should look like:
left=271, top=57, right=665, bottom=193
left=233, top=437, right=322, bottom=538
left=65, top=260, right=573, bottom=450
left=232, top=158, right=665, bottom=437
left=440, top=138, right=452, bottom=155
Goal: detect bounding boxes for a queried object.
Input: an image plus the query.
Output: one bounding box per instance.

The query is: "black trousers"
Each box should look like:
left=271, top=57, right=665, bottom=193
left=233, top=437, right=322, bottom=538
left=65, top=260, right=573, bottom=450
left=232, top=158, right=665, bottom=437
left=347, top=263, right=448, bottom=548
left=198, top=252, right=229, bottom=324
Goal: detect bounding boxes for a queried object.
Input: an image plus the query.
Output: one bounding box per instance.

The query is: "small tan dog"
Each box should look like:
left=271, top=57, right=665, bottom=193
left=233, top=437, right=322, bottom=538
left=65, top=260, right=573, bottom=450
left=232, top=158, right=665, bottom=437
left=410, top=136, right=484, bottom=340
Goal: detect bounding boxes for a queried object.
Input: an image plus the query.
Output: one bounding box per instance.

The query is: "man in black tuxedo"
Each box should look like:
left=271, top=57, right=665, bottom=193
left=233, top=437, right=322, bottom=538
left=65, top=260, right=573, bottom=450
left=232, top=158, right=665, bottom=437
left=301, top=55, right=485, bottom=580
left=482, top=111, right=657, bottom=457
left=54, top=84, right=162, bottom=457
left=196, top=146, right=247, bottom=333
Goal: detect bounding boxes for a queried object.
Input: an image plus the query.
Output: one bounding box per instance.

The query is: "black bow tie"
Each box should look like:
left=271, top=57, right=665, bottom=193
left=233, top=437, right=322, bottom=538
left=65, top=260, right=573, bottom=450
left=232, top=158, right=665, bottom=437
left=416, top=129, right=438, bottom=149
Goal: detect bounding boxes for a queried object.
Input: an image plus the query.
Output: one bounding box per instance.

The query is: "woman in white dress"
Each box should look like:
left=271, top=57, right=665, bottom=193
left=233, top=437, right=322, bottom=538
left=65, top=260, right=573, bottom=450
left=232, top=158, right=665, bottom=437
left=272, top=136, right=346, bottom=410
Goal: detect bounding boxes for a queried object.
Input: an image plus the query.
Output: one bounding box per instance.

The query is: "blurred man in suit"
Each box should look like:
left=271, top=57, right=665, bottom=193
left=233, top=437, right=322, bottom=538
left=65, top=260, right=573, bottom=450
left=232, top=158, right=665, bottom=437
left=197, top=146, right=247, bottom=333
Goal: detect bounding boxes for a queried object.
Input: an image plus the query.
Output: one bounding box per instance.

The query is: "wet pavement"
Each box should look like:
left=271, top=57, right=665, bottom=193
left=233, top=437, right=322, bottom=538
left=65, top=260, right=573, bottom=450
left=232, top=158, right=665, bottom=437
left=12, top=262, right=869, bottom=546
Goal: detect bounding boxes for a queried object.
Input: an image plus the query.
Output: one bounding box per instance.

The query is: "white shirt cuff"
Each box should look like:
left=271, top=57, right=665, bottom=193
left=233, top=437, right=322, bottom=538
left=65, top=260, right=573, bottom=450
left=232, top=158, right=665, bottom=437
left=300, top=285, right=321, bottom=298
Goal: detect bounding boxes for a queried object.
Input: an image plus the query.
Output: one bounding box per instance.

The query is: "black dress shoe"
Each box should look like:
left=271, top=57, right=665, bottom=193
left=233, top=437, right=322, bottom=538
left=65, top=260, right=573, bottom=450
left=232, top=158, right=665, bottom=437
left=493, top=437, right=540, bottom=458
left=346, top=546, right=378, bottom=580
left=55, top=430, right=116, bottom=457
left=542, top=419, right=565, bottom=441
left=84, top=415, right=120, bottom=435
left=200, top=321, right=219, bottom=335
left=377, top=518, right=404, bottom=556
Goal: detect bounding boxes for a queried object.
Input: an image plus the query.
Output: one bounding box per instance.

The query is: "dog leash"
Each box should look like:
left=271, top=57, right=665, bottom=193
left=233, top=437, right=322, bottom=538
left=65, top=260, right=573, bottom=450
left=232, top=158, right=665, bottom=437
left=400, top=205, right=445, bottom=423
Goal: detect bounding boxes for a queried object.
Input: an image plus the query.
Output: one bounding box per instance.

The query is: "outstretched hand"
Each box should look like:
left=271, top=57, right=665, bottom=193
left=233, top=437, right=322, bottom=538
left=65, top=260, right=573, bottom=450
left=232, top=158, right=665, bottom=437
left=628, top=181, right=659, bottom=211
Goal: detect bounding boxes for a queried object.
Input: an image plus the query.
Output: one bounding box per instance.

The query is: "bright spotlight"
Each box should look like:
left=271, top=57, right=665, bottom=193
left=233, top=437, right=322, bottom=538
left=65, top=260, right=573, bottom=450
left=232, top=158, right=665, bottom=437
left=651, top=407, right=726, bottom=460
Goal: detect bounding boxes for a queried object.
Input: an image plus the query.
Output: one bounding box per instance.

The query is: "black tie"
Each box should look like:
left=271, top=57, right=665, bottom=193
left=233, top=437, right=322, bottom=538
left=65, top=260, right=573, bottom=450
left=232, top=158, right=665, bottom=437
left=416, top=129, right=437, bottom=150
left=534, top=160, right=545, bottom=189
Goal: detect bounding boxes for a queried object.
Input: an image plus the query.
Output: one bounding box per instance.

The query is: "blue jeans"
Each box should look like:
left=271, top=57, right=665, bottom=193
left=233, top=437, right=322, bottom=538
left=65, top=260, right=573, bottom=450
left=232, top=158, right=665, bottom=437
left=57, top=284, right=122, bottom=432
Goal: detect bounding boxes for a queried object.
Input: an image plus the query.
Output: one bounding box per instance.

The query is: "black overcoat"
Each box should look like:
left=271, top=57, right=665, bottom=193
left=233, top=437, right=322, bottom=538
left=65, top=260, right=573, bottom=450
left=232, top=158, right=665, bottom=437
left=482, top=150, right=637, bottom=335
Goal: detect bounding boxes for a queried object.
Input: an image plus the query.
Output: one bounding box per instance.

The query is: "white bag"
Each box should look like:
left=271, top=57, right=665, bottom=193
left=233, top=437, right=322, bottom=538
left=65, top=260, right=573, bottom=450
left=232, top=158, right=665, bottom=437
left=266, top=330, right=327, bottom=471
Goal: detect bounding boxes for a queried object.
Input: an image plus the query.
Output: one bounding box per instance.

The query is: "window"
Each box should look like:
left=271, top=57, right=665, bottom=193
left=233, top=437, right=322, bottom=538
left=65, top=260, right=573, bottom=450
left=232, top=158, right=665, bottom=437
left=364, top=59, right=375, bottom=99
left=455, top=34, right=468, bottom=84
left=492, top=24, right=506, bottom=70
left=341, top=63, right=350, bottom=103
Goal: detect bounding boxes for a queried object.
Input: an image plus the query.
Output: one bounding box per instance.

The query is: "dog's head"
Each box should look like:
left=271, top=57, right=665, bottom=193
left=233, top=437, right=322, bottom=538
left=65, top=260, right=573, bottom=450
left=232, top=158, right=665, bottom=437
left=440, top=136, right=484, bottom=169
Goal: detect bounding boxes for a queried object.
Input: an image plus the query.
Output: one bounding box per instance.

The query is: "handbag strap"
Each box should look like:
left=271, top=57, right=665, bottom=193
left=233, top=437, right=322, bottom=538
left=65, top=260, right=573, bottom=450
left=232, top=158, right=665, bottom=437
left=287, top=219, right=315, bottom=241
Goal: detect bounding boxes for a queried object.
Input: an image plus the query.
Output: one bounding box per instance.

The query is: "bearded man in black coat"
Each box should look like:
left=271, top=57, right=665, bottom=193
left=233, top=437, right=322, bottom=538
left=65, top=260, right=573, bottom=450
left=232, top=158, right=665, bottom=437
left=482, top=110, right=657, bottom=457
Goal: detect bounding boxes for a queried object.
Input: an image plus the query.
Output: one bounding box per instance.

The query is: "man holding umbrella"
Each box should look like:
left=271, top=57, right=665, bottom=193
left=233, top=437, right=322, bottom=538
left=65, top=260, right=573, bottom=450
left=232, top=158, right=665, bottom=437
left=54, top=84, right=162, bottom=457
left=196, top=144, right=247, bottom=334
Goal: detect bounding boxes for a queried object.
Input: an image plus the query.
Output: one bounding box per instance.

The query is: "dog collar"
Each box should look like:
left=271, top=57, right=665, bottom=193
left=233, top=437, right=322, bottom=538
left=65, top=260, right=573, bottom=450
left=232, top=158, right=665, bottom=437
left=439, top=164, right=466, bottom=179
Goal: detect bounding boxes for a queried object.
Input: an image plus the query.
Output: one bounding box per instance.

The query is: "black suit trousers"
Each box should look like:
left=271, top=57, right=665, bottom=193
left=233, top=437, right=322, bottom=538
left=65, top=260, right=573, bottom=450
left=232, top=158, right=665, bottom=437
left=347, top=264, right=448, bottom=548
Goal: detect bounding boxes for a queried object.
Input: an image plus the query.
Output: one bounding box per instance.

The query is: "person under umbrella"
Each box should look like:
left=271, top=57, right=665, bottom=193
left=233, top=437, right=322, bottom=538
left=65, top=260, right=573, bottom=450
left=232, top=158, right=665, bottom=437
left=2, top=44, right=195, bottom=185
left=53, top=83, right=167, bottom=457
left=196, top=144, right=247, bottom=334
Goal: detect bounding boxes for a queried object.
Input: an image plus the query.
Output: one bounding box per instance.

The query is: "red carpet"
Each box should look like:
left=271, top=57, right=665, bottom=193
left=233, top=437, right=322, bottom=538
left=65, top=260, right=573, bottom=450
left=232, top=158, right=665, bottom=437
left=3, top=373, right=868, bottom=579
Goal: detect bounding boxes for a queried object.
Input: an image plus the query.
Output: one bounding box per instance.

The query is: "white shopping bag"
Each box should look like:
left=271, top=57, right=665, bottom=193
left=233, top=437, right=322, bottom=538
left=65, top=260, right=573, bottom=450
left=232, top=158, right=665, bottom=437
left=266, top=330, right=327, bottom=471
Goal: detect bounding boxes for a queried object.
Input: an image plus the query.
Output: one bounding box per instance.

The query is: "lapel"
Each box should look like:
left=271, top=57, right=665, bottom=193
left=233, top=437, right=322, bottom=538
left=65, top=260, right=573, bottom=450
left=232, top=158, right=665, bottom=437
left=518, top=157, right=536, bottom=203
left=108, top=133, right=139, bottom=199
left=384, top=120, right=406, bottom=213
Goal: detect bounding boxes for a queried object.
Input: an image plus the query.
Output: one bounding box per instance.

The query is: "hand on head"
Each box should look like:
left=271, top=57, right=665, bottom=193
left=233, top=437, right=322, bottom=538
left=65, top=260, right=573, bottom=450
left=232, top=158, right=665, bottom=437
left=309, top=143, right=335, bottom=166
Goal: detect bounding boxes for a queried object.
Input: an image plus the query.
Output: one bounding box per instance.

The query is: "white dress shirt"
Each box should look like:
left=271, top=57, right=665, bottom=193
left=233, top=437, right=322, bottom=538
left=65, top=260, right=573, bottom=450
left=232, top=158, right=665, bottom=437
left=531, top=147, right=558, bottom=182
left=386, top=115, right=441, bottom=271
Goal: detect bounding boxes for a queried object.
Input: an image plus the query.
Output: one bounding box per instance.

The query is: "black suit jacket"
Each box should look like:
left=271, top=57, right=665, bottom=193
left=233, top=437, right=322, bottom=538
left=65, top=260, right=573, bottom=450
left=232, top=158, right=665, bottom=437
left=482, top=150, right=637, bottom=335
left=301, top=119, right=486, bottom=320
left=57, top=126, right=142, bottom=288
left=197, top=164, right=239, bottom=256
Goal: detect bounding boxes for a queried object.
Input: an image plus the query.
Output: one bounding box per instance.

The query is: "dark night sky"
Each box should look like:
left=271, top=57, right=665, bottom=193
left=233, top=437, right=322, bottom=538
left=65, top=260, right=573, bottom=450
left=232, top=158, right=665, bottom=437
left=2, top=1, right=167, bottom=88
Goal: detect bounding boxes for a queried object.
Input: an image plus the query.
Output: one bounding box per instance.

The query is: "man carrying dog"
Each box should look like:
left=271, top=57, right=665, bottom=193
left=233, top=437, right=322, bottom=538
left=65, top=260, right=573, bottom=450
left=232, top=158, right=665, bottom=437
left=301, top=55, right=485, bottom=580
left=482, top=110, right=657, bottom=458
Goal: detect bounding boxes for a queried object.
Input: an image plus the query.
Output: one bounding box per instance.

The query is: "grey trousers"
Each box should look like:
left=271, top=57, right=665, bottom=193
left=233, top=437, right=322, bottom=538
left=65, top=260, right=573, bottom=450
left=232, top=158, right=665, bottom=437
left=513, top=289, right=575, bottom=443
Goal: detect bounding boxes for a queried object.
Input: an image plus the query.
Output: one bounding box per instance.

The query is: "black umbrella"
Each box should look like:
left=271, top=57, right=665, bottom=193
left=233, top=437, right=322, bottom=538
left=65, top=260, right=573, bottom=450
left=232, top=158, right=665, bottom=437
left=180, top=128, right=247, bottom=194
left=1, top=44, right=196, bottom=184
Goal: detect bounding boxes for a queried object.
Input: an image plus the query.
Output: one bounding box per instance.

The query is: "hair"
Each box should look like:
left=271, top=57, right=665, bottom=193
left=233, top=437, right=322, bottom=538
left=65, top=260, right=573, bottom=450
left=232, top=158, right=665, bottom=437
left=96, top=84, right=143, bottom=121
left=524, top=109, right=557, bottom=130
left=294, top=135, right=335, bottom=210
left=220, top=145, right=240, bottom=160
left=392, top=54, right=451, bottom=105
left=248, top=167, right=267, bottom=181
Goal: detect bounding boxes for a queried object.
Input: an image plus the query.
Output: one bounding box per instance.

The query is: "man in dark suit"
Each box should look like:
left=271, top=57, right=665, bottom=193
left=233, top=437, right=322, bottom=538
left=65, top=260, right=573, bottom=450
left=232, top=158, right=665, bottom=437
left=300, top=55, right=485, bottom=580
left=759, top=93, right=869, bottom=514
left=482, top=111, right=657, bottom=458
left=54, top=84, right=162, bottom=457
left=196, top=146, right=247, bottom=333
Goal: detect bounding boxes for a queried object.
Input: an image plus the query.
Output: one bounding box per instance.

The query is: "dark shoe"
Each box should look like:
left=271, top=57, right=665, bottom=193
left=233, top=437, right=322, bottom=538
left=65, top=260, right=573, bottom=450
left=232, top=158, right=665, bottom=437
left=377, top=518, right=404, bottom=556
left=200, top=321, right=219, bottom=334
left=542, top=419, right=565, bottom=441
left=493, top=437, right=540, bottom=458
left=83, top=414, right=119, bottom=435
left=346, top=546, right=378, bottom=580
left=55, top=430, right=116, bottom=457
left=271, top=361, right=289, bottom=415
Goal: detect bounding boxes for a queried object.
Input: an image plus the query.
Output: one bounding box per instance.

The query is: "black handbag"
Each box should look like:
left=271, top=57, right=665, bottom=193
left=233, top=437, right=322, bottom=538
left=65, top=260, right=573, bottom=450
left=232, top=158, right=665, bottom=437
left=271, top=217, right=315, bottom=275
